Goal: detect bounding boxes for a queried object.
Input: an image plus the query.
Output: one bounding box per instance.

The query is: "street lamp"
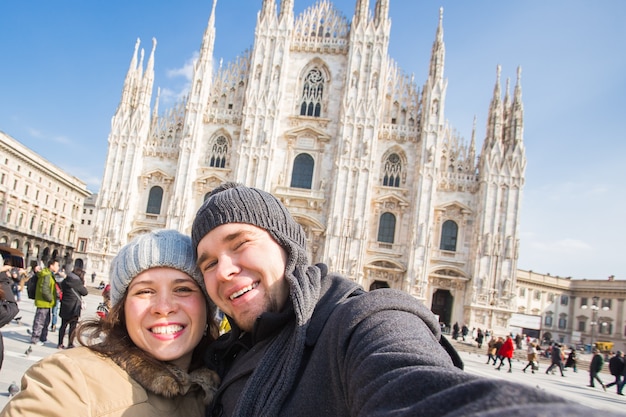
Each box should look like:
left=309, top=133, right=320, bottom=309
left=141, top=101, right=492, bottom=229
left=581, top=296, right=609, bottom=351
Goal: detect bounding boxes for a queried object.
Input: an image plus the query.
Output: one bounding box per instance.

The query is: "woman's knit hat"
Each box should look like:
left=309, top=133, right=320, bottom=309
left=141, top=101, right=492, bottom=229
left=110, top=229, right=205, bottom=306
left=191, top=182, right=307, bottom=258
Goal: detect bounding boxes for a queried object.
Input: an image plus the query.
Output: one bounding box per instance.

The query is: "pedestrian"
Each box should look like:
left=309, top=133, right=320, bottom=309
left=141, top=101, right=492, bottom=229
left=461, top=324, right=469, bottom=341
left=496, top=334, right=515, bottom=372
left=190, top=182, right=616, bottom=417
left=49, top=268, right=65, bottom=332
left=545, top=343, right=565, bottom=377
left=91, top=271, right=96, bottom=284
left=57, top=264, right=88, bottom=349
left=9, top=268, right=20, bottom=302
left=606, top=351, right=624, bottom=393
left=1, top=229, right=220, bottom=416
left=618, top=356, right=626, bottom=396
left=486, top=336, right=498, bottom=364
left=588, top=348, right=607, bottom=391
left=475, top=328, right=484, bottom=349
left=0, top=258, right=20, bottom=371
left=96, top=284, right=111, bottom=319
left=452, top=321, right=459, bottom=340
left=522, top=341, right=538, bottom=374
left=29, top=259, right=59, bottom=346
left=565, top=347, right=578, bottom=373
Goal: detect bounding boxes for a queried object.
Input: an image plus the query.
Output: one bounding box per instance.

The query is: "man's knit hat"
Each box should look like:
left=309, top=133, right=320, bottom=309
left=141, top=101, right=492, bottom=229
left=192, top=182, right=307, bottom=257
left=110, top=229, right=205, bottom=306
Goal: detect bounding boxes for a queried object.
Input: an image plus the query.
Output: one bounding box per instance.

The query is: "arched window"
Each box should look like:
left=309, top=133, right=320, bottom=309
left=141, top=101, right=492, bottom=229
left=299, top=68, right=324, bottom=117
left=440, top=220, right=458, bottom=251
left=146, top=186, right=163, bottom=215
left=377, top=212, right=396, bottom=243
left=290, top=153, right=314, bottom=189
left=209, top=135, right=228, bottom=168
left=382, top=153, right=402, bottom=187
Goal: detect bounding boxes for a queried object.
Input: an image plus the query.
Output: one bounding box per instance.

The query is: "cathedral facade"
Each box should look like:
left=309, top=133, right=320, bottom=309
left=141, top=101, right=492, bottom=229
left=89, top=0, right=526, bottom=334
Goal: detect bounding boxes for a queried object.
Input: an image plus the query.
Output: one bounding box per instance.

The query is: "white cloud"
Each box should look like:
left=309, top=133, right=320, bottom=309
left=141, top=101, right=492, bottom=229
left=165, top=51, right=197, bottom=81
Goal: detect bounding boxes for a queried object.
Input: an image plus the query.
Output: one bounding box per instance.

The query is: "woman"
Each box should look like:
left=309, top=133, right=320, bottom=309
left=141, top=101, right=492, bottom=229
left=522, top=341, right=538, bottom=373
left=58, top=265, right=88, bottom=349
left=496, top=335, right=515, bottom=372
left=1, top=230, right=220, bottom=416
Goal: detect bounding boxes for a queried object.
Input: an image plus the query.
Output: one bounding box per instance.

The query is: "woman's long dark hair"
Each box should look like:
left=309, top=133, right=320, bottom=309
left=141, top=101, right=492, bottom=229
left=77, top=288, right=218, bottom=372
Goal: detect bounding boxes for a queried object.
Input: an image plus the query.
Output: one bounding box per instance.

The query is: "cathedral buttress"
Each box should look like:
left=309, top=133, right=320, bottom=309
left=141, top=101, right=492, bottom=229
left=93, top=38, right=156, bottom=260
left=237, top=0, right=291, bottom=189
left=409, top=8, right=448, bottom=294
left=474, top=64, right=526, bottom=318
left=171, top=0, right=218, bottom=231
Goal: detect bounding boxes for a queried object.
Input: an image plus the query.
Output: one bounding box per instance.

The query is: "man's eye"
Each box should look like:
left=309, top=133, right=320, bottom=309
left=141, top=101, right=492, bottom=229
left=235, top=239, right=249, bottom=249
left=203, top=261, right=217, bottom=271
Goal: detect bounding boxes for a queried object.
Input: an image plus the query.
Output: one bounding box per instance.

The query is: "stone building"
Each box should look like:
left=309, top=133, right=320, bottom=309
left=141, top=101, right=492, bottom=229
left=73, top=193, right=97, bottom=276
left=89, top=0, right=526, bottom=335
left=516, top=271, right=626, bottom=352
left=0, top=131, right=90, bottom=269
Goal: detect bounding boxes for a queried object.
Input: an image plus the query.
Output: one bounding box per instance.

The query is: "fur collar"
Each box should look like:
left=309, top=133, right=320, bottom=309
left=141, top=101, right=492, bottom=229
left=110, top=345, right=219, bottom=405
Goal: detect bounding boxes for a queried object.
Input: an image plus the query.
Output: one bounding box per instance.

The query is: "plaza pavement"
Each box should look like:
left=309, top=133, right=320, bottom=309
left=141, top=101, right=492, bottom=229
left=0, top=291, right=625, bottom=413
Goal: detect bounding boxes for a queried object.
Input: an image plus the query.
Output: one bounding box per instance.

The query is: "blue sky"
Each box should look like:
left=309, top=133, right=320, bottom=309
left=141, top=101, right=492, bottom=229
left=1, top=1, right=624, bottom=280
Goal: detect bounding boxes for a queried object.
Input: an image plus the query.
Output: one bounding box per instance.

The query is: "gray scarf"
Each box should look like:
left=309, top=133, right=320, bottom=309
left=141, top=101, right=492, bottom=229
left=233, top=243, right=321, bottom=417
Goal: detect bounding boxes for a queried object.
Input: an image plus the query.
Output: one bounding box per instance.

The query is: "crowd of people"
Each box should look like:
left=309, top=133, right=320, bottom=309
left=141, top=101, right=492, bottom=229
left=1, top=182, right=625, bottom=416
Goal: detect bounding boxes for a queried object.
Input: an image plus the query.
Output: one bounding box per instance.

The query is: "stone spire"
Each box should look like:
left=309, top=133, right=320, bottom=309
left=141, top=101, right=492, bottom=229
left=428, top=7, right=445, bottom=81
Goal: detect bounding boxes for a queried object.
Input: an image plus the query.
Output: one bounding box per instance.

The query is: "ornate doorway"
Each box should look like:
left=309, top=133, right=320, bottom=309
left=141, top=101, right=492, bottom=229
left=431, top=289, right=453, bottom=327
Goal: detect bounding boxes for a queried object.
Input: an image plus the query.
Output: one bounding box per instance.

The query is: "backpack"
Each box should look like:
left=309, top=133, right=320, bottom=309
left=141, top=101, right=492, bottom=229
left=26, top=273, right=38, bottom=300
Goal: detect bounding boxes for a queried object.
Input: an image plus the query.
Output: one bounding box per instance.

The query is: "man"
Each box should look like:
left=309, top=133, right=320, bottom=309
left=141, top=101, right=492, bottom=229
left=29, top=259, right=59, bottom=345
left=606, top=351, right=624, bottom=394
left=58, top=264, right=88, bottom=349
left=193, top=182, right=622, bottom=417
left=588, top=348, right=607, bottom=391
left=545, top=342, right=565, bottom=377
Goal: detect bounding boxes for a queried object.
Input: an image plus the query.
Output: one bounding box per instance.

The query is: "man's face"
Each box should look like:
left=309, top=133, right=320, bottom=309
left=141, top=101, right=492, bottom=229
left=196, top=223, right=289, bottom=332
left=49, top=261, right=60, bottom=273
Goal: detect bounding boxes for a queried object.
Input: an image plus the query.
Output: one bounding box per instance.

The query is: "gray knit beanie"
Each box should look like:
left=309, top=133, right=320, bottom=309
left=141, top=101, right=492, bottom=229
left=192, top=182, right=306, bottom=257
left=110, top=229, right=205, bottom=306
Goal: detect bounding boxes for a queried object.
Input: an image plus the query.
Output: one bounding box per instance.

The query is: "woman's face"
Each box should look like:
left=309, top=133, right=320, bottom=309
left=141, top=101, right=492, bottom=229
left=124, top=267, right=207, bottom=370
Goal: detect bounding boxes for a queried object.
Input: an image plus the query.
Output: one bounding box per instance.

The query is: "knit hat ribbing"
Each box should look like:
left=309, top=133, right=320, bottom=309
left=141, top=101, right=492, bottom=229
left=191, top=182, right=306, bottom=255
left=110, top=229, right=205, bottom=306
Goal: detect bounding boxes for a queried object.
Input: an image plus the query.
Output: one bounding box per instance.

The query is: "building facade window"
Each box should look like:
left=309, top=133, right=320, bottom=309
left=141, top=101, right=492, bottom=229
left=560, top=295, right=568, bottom=306
left=382, top=153, right=401, bottom=187
left=377, top=212, right=396, bottom=244
left=598, top=321, right=612, bottom=335
left=518, top=287, right=526, bottom=297
left=601, top=298, right=612, bottom=309
left=578, top=320, right=585, bottom=332
left=209, top=135, right=228, bottom=168
left=440, top=220, right=458, bottom=251
left=544, top=314, right=553, bottom=327
left=290, top=153, right=314, bottom=189
left=146, top=186, right=164, bottom=215
left=558, top=314, right=567, bottom=329
left=299, top=68, right=324, bottom=117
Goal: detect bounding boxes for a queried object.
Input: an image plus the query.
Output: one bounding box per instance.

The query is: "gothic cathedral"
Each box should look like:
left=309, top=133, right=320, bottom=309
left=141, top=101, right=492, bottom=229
left=89, top=0, right=526, bottom=334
